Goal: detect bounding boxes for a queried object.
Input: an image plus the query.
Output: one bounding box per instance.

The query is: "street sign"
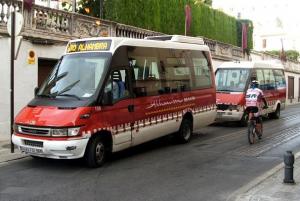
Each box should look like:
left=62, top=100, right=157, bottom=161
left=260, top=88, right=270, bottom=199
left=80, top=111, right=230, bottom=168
left=7, top=12, right=23, bottom=36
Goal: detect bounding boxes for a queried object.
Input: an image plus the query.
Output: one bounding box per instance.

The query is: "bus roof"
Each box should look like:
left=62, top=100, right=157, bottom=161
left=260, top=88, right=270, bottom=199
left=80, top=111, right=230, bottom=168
left=217, top=61, right=284, bottom=70
left=65, top=36, right=210, bottom=54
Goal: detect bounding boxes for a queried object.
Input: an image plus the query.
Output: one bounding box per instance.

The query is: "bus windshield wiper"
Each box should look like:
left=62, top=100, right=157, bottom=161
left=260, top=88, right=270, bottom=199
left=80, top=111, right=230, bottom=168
left=56, top=93, right=81, bottom=100
left=54, top=80, right=80, bottom=97
left=42, top=71, right=68, bottom=93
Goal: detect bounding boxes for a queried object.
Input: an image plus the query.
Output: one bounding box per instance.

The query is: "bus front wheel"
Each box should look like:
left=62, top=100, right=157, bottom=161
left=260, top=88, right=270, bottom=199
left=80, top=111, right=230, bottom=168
left=269, top=105, right=280, bottom=119
left=85, top=136, right=108, bottom=168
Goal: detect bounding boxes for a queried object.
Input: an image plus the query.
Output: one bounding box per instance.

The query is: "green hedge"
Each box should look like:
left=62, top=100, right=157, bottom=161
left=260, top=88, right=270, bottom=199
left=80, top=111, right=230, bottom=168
left=103, top=0, right=252, bottom=47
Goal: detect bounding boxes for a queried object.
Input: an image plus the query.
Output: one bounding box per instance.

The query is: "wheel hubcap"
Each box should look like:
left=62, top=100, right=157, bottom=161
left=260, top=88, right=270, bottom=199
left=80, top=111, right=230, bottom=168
left=95, top=143, right=105, bottom=163
left=183, top=125, right=191, bottom=140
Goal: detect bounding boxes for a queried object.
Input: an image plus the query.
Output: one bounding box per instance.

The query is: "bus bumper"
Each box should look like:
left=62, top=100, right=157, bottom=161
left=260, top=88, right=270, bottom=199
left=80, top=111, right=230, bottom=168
left=12, top=134, right=89, bottom=159
left=215, top=110, right=244, bottom=122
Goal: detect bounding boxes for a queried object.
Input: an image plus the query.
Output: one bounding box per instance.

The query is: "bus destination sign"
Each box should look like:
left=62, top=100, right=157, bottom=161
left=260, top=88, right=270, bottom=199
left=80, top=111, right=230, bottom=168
left=67, top=40, right=111, bottom=53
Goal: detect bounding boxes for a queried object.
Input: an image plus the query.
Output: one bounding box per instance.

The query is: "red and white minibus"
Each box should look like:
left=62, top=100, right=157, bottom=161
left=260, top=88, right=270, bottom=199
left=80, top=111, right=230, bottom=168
left=13, top=35, right=216, bottom=167
left=215, top=61, right=286, bottom=125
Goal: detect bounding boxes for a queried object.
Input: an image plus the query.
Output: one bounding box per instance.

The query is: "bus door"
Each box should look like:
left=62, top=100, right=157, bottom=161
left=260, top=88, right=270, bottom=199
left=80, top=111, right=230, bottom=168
left=100, top=68, right=134, bottom=147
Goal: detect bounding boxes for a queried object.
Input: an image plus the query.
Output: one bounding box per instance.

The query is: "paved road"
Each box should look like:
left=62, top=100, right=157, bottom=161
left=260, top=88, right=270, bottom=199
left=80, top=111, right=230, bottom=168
left=1, top=105, right=300, bottom=201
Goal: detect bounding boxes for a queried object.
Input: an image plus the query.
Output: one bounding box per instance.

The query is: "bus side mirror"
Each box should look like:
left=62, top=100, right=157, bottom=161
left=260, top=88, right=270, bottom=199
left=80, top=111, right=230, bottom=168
left=34, top=87, right=39, bottom=96
left=102, top=91, right=113, bottom=106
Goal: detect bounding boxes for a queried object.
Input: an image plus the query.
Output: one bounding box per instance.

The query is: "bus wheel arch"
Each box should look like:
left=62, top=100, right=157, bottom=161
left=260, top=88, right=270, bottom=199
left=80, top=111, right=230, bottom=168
left=84, top=130, right=112, bottom=168
left=175, top=112, right=193, bottom=143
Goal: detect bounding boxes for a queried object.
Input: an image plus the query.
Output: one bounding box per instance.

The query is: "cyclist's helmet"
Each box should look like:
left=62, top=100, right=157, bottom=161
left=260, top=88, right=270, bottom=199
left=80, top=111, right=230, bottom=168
left=250, top=80, right=259, bottom=89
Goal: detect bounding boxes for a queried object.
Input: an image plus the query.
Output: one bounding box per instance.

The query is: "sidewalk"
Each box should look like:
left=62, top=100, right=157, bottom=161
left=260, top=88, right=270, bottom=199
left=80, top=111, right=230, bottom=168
left=230, top=153, right=300, bottom=201
left=0, top=139, right=26, bottom=164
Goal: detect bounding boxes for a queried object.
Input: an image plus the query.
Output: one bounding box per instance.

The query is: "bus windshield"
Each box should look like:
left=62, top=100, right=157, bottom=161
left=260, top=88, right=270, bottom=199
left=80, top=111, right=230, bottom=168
left=216, top=68, right=250, bottom=92
left=38, top=52, right=111, bottom=99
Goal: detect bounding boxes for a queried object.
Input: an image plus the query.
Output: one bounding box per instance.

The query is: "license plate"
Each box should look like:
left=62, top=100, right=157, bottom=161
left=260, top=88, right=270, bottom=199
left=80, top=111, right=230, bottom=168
left=217, top=112, right=224, bottom=118
left=20, top=146, right=43, bottom=154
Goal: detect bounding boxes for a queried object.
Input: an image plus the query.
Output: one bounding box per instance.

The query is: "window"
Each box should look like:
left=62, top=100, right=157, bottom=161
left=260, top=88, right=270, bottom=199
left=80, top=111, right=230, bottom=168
left=192, top=51, right=212, bottom=89
left=128, top=47, right=162, bottom=97
left=38, top=52, right=110, bottom=99
left=163, top=49, right=192, bottom=93
left=104, top=69, right=130, bottom=102
left=216, top=69, right=250, bottom=92
left=254, top=69, right=265, bottom=90
left=128, top=46, right=211, bottom=97
left=273, top=69, right=286, bottom=89
left=262, top=39, right=267, bottom=48
left=263, top=69, right=276, bottom=90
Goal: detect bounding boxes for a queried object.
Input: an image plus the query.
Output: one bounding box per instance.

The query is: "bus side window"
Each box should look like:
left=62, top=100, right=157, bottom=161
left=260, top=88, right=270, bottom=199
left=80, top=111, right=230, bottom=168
left=274, top=69, right=286, bottom=88
left=255, top=69, right=265, bottom=90
left=128, top=47, right=162, bottom=97
left=191, top=50, right=212, bottom=89
left=263, top=69, right=276, bottom=90
left=104, top=69, right=130, bottom=103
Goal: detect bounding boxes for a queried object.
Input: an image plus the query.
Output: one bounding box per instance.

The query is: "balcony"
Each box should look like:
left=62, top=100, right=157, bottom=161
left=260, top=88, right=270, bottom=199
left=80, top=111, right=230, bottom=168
left=0, top=0, right=162, bottom=42
left=0, top=0, right=246, bottom=61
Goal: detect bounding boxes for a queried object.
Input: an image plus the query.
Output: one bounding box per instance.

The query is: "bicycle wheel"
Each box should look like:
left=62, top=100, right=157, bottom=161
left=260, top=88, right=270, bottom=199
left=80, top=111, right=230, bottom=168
left=248, top=122, right=256, bottom=144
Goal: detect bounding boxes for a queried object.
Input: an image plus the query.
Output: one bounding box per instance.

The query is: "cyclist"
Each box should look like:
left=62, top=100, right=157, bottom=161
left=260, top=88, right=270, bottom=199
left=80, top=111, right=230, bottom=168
left=245, top=80, right=268, bottom=139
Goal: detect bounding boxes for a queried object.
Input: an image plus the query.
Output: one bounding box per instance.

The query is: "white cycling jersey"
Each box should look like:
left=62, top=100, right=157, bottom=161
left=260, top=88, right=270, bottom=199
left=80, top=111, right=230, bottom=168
left=245, top=88, right=264, bottom=107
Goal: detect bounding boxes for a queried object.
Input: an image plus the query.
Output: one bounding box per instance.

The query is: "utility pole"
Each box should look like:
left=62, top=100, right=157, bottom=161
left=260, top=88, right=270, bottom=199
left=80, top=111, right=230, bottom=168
left=10, top=11, right=15, bottom=153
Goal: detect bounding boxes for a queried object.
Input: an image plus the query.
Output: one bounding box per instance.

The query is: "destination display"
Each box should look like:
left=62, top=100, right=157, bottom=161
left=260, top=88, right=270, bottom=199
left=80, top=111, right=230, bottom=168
left=67, top=40, right=111, bottom=53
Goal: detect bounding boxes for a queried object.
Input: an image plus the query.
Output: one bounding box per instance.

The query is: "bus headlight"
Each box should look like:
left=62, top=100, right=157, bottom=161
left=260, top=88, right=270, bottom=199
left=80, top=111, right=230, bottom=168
left=68, top=127, right=81, bottom=136
left=51, top=127, right=81, bottom=137
left=51, top=128, right=68, bottom=137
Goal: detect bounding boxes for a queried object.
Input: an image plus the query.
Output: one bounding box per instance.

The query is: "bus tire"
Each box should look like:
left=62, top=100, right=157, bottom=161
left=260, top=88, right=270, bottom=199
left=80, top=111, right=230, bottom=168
left=270, top=105, right=280, bottom=119
left=176, top=118, right=192, bottom=143
left=85, top=136, right=108, bottom=168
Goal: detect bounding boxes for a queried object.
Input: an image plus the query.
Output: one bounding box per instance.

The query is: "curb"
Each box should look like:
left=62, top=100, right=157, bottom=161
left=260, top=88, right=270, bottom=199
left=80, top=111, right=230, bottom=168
left=226, top=151, right=300, bottom=201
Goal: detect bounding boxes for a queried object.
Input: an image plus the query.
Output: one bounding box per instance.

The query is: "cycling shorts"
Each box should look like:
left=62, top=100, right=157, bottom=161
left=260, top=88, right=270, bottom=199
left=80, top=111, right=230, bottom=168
left=245, top=106, right=258, bottom=113
left=245, top=106, right=262, bottom=123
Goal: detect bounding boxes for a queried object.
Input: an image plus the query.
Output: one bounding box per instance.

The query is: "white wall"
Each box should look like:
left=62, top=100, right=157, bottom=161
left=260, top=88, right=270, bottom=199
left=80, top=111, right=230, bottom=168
left=0, top=38, right=65, bottom=140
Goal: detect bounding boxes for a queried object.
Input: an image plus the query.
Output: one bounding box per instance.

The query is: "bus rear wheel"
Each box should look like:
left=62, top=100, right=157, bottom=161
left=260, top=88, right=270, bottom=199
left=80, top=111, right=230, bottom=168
left=85, top=136, right=108, bottom=168
left=176, top=118, right=192, bottom=143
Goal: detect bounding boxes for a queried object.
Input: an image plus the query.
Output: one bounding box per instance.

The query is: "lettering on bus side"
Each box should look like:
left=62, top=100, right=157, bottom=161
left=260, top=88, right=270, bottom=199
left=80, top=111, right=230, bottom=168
left=67, top=40, right=111, bottom=53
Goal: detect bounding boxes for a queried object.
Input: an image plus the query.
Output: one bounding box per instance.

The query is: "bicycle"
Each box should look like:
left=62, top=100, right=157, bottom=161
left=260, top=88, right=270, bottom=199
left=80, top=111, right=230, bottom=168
left=247, top=106, right=267, bottom=144
left=247, top=114, right=262, bottom=144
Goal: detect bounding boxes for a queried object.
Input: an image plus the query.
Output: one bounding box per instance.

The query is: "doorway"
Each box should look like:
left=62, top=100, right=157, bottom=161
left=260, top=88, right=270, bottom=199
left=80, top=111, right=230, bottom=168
left=38, top=58, right=58, bottom=87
